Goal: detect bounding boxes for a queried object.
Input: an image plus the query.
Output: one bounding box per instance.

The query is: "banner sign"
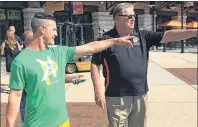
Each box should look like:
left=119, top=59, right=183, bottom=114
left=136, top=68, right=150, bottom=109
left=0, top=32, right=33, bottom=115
left=72, top=2, right=83, bottom=15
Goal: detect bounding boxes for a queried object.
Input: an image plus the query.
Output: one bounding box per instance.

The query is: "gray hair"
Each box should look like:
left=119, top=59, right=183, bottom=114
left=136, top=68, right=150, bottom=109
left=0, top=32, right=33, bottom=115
left=113, top=3, right=134, bottom=19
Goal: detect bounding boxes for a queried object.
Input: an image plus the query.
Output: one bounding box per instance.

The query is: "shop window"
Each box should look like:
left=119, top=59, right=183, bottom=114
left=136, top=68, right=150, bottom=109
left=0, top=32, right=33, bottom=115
left=7, top=9, right=23, bottom=38
left=0, top=9, right=23, bottom=43
left=7, top=10, right=21, bottom=20
left=0, top=9, right=6, bottom=43
left=73, top=13, right=92, bottom=24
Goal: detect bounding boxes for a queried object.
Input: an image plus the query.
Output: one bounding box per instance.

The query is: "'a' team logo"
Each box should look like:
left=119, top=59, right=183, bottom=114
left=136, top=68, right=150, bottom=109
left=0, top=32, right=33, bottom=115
left=36, top=56, right=58, bottom=86
left=133, top=36, right=140, bottom=45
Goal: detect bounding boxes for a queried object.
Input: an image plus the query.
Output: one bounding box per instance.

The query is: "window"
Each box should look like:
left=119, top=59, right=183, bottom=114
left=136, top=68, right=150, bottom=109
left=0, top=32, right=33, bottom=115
left=0, top=9, right=23, bottom=43
left=0, top=9, right=6, bottom=43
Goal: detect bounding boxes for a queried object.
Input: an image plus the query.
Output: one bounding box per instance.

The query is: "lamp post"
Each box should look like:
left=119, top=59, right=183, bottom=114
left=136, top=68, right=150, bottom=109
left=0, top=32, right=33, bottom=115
left=69, top=2, right=76, bottom=46
left=181, top=1, right=185, bottom=53
left=148, top=2, right=156, bottom=50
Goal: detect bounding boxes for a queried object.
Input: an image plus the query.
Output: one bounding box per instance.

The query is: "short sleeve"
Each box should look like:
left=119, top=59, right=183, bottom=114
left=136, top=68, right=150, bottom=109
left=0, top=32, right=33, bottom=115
left=91, top=36, right=107, bottom=65
left=141, top=30, right=164, bottom=49
left=91, top=52, right=103, bottom=65
left=9, top=62, right=25, bottom=90
left=61, top=46, right=76, bottom=62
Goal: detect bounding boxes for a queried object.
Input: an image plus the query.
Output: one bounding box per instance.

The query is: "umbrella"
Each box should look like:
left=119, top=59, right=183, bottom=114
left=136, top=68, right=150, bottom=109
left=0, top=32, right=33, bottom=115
left=159, top=20, right=187, bottom=27
left=186, top=21, right=198, bottom=28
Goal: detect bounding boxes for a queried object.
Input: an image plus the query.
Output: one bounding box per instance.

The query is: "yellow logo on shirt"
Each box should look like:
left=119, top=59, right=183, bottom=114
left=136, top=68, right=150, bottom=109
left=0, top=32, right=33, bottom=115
left=36, top=56, right=58, bottom=85
left=59, top=120, right=70, bottom=127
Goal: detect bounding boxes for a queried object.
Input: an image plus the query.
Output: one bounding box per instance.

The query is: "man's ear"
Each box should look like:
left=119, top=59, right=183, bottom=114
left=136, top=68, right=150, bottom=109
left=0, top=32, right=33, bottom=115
left=114, top=16, right=119, bottom=22
left=39, top=26, right=45, bottom=34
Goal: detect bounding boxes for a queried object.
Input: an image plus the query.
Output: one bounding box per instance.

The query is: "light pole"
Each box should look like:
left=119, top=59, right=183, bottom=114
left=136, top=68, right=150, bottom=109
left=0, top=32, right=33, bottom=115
left=148, top=2, right=156, bottom=50
left=181, top=1, right=185, bottom=53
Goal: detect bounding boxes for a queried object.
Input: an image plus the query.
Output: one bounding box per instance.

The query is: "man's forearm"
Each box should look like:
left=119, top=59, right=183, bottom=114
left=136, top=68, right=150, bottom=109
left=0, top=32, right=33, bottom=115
left=160, top=29, right=197, bottom=43
left=6, top=103, right=20, bottom=127
left=6, top=92, right=21, bottom=127
left=90, top=64, right=104, bottom=95
left=87, top=38, right=119, bottom=54
left=74, top=36, right=132, bottom=60
left=74, top=38, right=118, bottom=60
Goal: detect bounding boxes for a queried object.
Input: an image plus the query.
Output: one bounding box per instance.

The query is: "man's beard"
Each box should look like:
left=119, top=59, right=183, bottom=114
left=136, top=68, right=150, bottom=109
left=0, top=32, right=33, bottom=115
left=45, top=40, right=54, bottom=45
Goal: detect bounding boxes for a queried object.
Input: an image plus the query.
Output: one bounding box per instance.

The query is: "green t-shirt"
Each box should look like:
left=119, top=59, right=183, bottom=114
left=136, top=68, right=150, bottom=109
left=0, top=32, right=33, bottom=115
left=9, top=45, right=76, bottom=127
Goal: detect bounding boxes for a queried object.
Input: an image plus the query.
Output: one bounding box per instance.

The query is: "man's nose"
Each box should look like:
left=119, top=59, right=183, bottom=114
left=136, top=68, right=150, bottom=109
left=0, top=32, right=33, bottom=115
left=55, top=32, right=58, bottom=36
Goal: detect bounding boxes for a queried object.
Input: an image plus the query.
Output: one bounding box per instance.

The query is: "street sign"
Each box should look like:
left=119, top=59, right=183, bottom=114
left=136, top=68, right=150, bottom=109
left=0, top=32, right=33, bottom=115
left=44, top=2, right=64, bottom=12
left=72, top=2, right=83, bottom=15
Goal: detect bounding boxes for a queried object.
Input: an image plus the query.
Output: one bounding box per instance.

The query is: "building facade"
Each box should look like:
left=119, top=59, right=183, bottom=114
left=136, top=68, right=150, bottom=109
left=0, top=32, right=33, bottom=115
left=0, top=1, right=197, bottom=45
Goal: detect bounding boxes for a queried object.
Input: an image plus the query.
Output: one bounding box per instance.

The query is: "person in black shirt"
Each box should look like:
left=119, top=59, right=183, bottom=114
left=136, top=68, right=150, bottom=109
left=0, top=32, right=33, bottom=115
left=7, top=26, right=23, bottom=49
left=1, top=31, right=22, bottom=72
left=91, top=3, right=197, bottom=127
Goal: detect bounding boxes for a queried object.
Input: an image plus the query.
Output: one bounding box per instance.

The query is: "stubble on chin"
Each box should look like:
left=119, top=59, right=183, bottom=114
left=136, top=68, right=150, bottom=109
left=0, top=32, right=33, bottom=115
left=45, top=40, right=55, bottom=45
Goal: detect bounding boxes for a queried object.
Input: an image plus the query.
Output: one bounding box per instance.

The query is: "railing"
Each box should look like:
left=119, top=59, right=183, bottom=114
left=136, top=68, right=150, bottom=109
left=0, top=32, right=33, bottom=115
left=56, top=22, right=100, bottom=46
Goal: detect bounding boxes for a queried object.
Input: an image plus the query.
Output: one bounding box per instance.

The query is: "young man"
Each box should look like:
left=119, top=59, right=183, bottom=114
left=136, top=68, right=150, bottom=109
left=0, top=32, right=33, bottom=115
left=19, top=29, right=85, bottom=124
left=91, top=3, right=197, bottom=127
left=6, top=12, right=133, bottom=127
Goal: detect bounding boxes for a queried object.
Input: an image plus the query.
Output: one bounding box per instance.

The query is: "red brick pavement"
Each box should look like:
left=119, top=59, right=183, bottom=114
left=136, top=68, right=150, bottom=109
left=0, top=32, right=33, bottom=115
left=165, top=68, right=197, bottom=85
left=1, top=103, right=108, bottom=127
left=1, top=68, right=196, bottom=127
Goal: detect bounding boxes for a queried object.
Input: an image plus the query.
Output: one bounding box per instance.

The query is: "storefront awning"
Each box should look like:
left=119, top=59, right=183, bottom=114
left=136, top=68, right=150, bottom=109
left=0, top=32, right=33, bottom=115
left=186, top=21, right=198, bottom=28
left=159, top=20, right=187, bottom=27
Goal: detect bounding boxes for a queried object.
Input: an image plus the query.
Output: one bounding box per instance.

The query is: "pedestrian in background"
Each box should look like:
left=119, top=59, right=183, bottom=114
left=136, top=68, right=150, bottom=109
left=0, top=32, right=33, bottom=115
left=1, top=31, right=22, bottom=72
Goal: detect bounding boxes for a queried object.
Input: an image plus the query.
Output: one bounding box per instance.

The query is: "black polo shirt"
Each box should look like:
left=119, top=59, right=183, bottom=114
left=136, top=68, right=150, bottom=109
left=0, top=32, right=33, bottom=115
left=91, top=28, right=164, bottom=97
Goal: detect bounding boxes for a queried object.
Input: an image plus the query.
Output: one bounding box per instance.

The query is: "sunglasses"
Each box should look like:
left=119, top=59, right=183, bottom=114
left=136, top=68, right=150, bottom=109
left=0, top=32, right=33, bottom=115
left=118, top=14, right=136, bottom=19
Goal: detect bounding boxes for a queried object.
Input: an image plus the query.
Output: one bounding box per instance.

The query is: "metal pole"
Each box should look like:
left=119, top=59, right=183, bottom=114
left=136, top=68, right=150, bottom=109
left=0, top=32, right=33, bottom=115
left=80, top=25, right=84, bottom=45
left=69, top=2, right=75, bottom=46
left=152, top=6, right=156, bottom=50
left=58, top=25, right=62, bottom=45
left=152, top=7, right=155, bottom=31
left=163, top=26, right=166, bottom=52
left=181, top=2, right=184, bottom=53
left=69, top=2, right=73, bottom=22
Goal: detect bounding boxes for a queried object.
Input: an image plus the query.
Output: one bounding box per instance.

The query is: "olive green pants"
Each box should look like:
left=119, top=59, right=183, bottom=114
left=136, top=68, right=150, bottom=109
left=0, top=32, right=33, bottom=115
left=106, top=94, right=148, bottom=127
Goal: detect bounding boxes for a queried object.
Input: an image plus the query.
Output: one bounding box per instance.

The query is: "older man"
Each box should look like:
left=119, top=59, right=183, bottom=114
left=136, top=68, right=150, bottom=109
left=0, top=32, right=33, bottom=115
left=91, top=3, right=197, bottom=127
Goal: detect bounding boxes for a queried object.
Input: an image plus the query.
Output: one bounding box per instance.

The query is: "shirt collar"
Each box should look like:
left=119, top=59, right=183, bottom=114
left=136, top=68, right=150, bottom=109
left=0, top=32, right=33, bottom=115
left=113, top=26, right=138, bottom=37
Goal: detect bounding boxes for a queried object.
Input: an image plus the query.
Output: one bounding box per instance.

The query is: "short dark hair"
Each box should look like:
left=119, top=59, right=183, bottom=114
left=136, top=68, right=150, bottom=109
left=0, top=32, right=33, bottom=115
left=33, top=12, right=56, bottom=21
left=31, top=12, right=56, bottom=32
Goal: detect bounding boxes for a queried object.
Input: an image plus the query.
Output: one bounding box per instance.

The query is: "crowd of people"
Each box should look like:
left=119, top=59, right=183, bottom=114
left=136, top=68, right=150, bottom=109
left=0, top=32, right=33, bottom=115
left=1, top=2, right=197, bottom=127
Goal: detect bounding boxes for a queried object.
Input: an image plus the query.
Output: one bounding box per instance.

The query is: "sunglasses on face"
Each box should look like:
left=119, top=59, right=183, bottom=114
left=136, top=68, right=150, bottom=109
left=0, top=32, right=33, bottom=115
left=118, top=14, right=136, bottom=20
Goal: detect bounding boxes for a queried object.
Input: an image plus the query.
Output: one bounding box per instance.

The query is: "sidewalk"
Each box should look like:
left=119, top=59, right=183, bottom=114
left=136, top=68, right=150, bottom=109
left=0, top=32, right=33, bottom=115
left=1, top=51, right=197, bottom=127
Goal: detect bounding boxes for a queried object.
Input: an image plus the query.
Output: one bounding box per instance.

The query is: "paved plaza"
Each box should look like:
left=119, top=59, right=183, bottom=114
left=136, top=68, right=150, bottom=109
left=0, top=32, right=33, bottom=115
left=1, top=50, right=197, bottom=127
